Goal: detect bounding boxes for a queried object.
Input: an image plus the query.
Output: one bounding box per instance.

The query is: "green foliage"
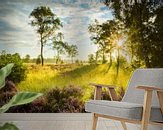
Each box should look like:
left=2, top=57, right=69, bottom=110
left=18, top=64, right=131, bottom=100
left=45, top=85, right=84, bottom=112
left=0, top=123, right=19, bottom=130
left=23, top=54, right=30, bottom=63
left=0, top=64, right=16, bottom=108
left=29, top=6, right=62, bottom=66
left=118, top=56, right=128, bottom=69
left=8, top=97, right=46, bottom=113
left=66, top=44, right=78, bottom=63
left=88, top=54, right=96, bottom=64
left=104, top=0, right=163, bottom=67
left=88, top=19, right=124, bottom=64
left=52, top=33, right=67, bottom=64
left=36, top=55, right=41, bottom=65
left=0, top=92, right=43, bottom=114
left=0, top=52, right=26, bottom=84
left=8, top=85, right=85, bottom=113
left=0, top=64, right=14, bottom=89
left=0, top=64, right=43, bottom=129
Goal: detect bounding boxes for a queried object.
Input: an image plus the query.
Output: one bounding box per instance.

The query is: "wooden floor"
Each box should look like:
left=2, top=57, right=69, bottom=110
left=0, top=113, right=139, bottom=130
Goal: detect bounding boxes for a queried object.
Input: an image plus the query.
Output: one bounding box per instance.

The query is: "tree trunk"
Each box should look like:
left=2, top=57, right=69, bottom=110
left=117, top=48, right=120, bottom=75
left=95, top=51, right=99, bottom=64
left=145, top=56, right=151, bottom=68
left=40, top=35, right=44, bottom=66
left=102, top=49, right=106, bottom=64
left=131, top=44, right=134, bottom=64
left=109, top=52, right=112, bottom=67
left=56, top=51, right=60, bottom=64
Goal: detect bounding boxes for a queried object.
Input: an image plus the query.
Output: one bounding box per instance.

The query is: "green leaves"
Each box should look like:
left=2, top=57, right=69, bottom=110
left=29, top=6, right=62, bottom=66
left=0, top=63, right=14, bottom=89
left=0, top=64, right=43, bottom=113
left=0, top=123, right=19, bottom=130
left=0, top=92, right=43, bottom=113
left=0, top=64, right=43, bottom=130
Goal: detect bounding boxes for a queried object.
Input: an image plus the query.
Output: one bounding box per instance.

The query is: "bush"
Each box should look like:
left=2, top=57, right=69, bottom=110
left=8, top=97, right=46, bottom=113
left=45, top=85, right=85, bottom=112
left=0, top=80, right=18, bottom=107
left=7, top=85, right=85, bottom=113
left=0, top=51, right=26, bottom=84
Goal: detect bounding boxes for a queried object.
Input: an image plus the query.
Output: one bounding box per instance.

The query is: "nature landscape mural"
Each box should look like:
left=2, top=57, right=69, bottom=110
left=0, top=0, right=163, bottom=113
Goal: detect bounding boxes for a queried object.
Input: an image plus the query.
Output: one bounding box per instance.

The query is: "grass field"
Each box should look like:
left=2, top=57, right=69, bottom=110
left=17, top=63, right=133, bottom=100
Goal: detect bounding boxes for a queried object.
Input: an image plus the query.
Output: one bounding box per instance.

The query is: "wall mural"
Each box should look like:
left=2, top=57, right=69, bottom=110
left=0, top=0, right=162, bottom=114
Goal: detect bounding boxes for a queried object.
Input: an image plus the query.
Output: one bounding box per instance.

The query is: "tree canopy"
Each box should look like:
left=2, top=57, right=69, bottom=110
left=104, top=0, right=163, bottom=67
left=29, top=6, right=62, bottom=66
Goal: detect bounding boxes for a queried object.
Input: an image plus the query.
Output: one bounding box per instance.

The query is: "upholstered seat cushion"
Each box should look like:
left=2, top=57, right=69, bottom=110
left=85, top=100, right=163, bottom=122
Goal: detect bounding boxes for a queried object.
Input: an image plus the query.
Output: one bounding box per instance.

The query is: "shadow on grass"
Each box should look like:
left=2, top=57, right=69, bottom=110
left=59, top=64, right=99, bottom=78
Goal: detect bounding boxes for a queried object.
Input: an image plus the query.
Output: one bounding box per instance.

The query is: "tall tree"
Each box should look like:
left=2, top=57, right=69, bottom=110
left=24, top=54, right=30, bottom=63
left=104, top=0, right=163, bottom=67
left=29, top=6, right=62, bottom=66
left=88, top=19, right=124, bottom=65
left=52, top=32, right=66, bottom=64
left=88, top=20, right=107, bottom=63
left=66, top=45, right=78, bottom=63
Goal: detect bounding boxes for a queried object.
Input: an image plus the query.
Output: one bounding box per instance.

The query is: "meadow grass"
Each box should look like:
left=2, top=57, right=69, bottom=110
left=17, top=63, right=133, bottom=100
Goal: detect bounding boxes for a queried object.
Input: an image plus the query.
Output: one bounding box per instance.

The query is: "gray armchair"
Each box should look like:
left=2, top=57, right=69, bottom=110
left=85, top=69, right=163, bottom=130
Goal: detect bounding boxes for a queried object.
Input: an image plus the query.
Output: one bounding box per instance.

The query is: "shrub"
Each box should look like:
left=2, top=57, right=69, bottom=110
left=45, top=85, right=85, bottom=112
left=8, top=85, right=85, bottom=113
left=0, top=51, right=26, bottom=84
left=0, top=80, right=18, bottom=107
left=8, top=97, right=46, bottom=113
left=0, top=64, right=42, bottom=130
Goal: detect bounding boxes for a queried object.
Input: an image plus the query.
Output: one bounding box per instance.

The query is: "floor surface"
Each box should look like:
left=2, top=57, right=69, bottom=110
left=0, top=113, right=137, bottom=130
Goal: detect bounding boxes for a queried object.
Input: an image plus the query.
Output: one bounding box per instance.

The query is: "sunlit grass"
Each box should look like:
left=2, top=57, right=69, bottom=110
left=18, top=65, right=58, bottom=92
left=17, top=64, right=133, bottom=100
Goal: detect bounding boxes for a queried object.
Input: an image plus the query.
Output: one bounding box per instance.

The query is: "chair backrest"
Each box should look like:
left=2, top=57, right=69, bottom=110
left=122, top=68, right=163, bottom=107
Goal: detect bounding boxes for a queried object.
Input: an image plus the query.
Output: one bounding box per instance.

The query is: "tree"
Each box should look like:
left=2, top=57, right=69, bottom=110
left=52, top=33, right=66, bottom=64
left=88, top=54, right=96, bottom=64
left=104, top=0, right=163, bottom=67
left=36, top=55, right=41, bottom=65
left=24, top=54, right=30, bottom=63
left=88, top=20, right=108, bottom=63
left=66, top=45, right=78, bottom=63
left=29, top=6, right=62, bottom=66
left=88, top=19, right=124, bottom=66
left=0, top=51, right=26, bottom=84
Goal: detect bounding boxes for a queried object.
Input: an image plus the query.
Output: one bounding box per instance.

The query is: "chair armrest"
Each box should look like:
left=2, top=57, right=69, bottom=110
left=89, top=83, right=115, bottom=89
left=137, top=85, right=163, bottom=117
left=136, top=86, right=163, bottom=92
left=89, top=83, right=118, bottom=101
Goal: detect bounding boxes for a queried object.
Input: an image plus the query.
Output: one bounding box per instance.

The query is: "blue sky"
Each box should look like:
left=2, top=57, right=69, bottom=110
left=0, top=0, right=113, bottom=60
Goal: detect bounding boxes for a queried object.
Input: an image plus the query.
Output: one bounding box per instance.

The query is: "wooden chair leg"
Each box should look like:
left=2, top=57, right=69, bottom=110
left=141, top=90, right=152, bottom=130
left=157, top=91, right=163, bottom=114
left=92, top=113, right=98, bottom=130
left=121, top=121, right=127, bottom=130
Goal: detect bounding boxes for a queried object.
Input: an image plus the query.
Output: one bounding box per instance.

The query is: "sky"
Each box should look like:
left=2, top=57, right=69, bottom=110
left=0, top=0, right=113, bottom=60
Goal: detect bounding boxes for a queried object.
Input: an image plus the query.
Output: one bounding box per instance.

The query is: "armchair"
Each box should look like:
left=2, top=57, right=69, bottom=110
left=85, top=69, right=163, bottom=130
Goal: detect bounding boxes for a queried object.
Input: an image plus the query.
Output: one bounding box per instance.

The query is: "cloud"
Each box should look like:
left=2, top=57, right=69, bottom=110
left=0, top=0, right=113, bottom=60
left=79, top=3, right=90, bottom=9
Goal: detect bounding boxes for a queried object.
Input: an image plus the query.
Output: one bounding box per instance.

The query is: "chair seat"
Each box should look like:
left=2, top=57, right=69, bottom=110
left=85, top=100, right=163, bottom=122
